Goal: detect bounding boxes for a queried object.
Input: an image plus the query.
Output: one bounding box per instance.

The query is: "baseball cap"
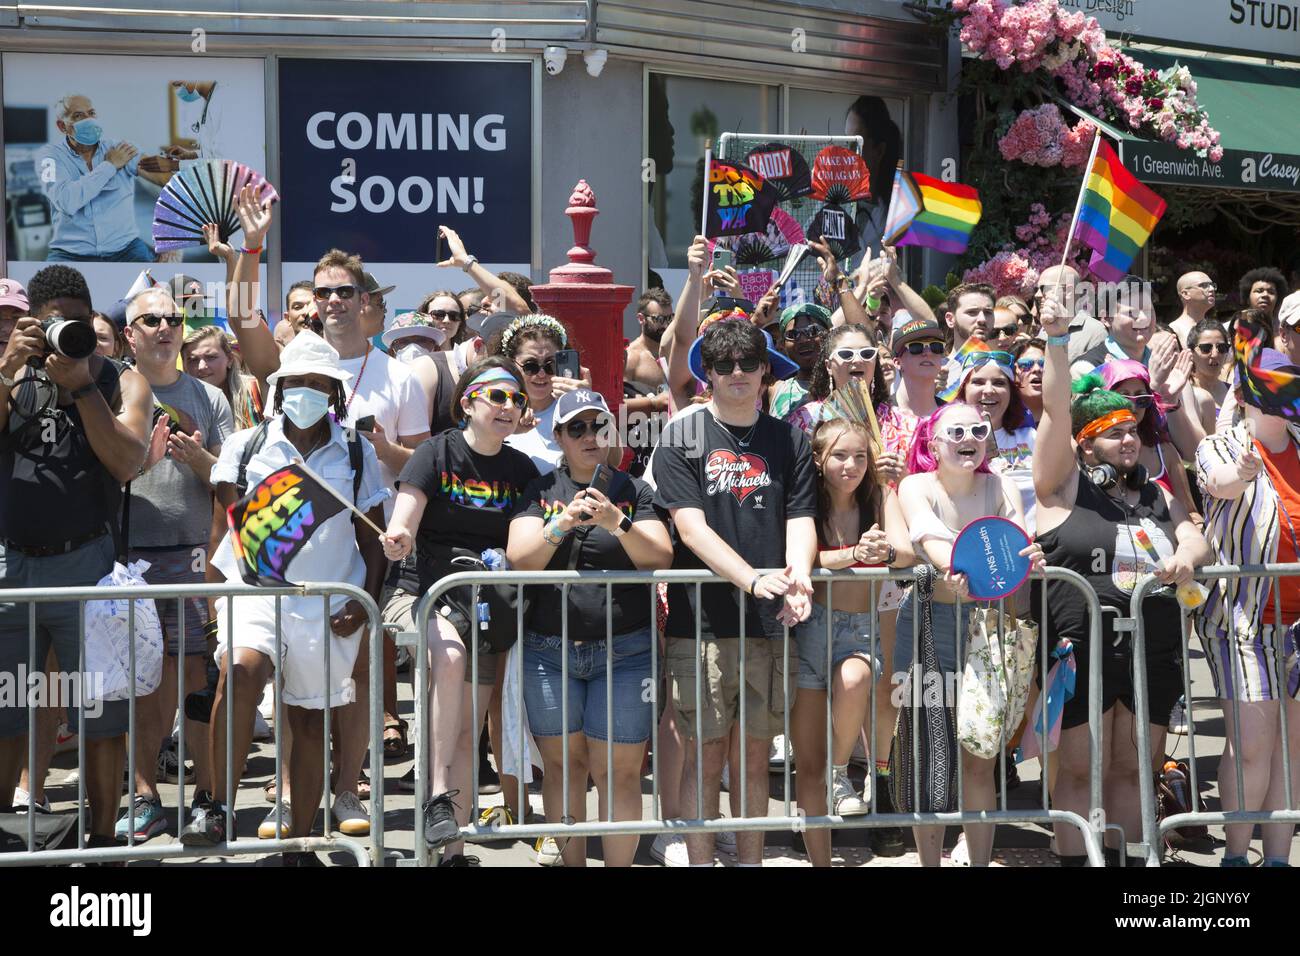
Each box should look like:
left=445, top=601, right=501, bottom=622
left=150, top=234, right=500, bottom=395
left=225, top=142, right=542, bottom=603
left=1280, top=290, right=1300, bottom=328
left=890, top=312, right=945, bottom=353
left=0, top=278, right=29, bottom=311
left=363, top=271, right=396, bottom=299
left=169, top=274, right=203, bottom=302
left=380, top=311, right=447, bottom=349
left=476, top=310, right=518, bottom=345
left=551, top=387, right=615, bottom=430
left=778, top=302, right=831, bottom=333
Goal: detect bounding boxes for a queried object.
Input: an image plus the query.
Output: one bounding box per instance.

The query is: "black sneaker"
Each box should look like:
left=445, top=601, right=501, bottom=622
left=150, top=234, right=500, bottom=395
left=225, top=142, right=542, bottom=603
left=437, top=853, right=481, bottom=867
left=282, top=851, right=324, bottom=867
left=179, top=799, right=230, bottom=847
left=397, top=767, right=416, bottom=794
left=869, top=776, right=906, bottom=858
left=422, top=790, right=461, bottom=848
left=478, top=761, right=502, bottom=796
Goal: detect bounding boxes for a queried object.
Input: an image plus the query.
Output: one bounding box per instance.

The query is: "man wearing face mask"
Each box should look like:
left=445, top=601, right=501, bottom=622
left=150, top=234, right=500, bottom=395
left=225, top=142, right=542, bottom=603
left=379, top=311, right=452, bottom=434
left=37, top=94, right=172, bottom=262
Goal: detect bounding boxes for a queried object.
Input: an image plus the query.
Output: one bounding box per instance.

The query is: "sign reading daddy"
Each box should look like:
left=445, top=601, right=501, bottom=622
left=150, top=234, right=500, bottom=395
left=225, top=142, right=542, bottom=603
left=278, top=59, right=532, bottom=263
left=227, top=464, right=346, bottom=586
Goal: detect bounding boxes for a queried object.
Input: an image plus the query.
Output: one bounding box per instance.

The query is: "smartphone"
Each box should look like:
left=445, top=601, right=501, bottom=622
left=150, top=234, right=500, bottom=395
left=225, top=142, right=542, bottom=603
left=579, top=463, right=612, bottom=521
left=711, top=245, right=733, bottom=274
left=354, top=415, right=376, bottom=433
left=435, top=228, right=444, bottom=264
left=554, top=348, right=581, bottom=380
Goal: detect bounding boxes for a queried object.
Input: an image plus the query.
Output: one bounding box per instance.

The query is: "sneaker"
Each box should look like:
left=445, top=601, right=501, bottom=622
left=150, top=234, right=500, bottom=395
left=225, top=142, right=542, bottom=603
left=282, top=851, right=324, bottom=867
left=535, top=836, right=562, bottom=866
left=949, top=833, right=971, bottom=866
left=12, top=788, right=50, bottom=813
left=332, top=791, right=370, bottom=836
left=258, top=800, right=292, bottom=840
left=1221, top=855, right=1251, bottom=867
left=179, top=800, right=229, bottom=847
left=770, top=734, right=794, bottom=771
left=832, top=770, right=870, bottom=816
left=478, top=804, right=514, bottom=829
left=158, top=739, right=195, bottom=785
left=252, top=710, right=273, bottom=742
left=115, top=794, right=166, bottom=841
left=422, top=790, right=461, bottom=848
left=478, top=760, right=502, bottom=796
left=650, top=832, right=690, bottom=867
left=1169, top=697, right=1189, bottom=735
left=53, top=723, right=78, bottom=755
left=438, top=853, right=481, bottom=867
left=397, top=766, right=416, bottom=795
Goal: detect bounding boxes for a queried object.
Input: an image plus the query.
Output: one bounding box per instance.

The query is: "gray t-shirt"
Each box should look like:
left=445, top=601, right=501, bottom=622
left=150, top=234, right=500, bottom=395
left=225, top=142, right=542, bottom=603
left=129, top=374, right=234, bottom=548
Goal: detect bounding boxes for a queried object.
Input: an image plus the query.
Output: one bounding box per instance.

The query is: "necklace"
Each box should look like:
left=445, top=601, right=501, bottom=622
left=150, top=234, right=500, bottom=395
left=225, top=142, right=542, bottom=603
left=709, top=406, right=759, bottom=447
left=345, top=343, right=371, bottom=414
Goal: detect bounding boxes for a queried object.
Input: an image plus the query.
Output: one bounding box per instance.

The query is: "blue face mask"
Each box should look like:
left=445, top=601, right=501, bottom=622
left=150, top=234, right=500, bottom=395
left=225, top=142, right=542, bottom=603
left=69, top=118, right=102, bottom=147
left=175, top=85, right=202, bottom=103
left=281, top=387, right=331, bottom=429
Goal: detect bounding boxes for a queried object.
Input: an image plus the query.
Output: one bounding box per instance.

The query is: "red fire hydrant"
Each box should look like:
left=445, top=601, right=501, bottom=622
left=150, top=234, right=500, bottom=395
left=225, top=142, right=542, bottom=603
left=530, top=180, right=634, bottom=416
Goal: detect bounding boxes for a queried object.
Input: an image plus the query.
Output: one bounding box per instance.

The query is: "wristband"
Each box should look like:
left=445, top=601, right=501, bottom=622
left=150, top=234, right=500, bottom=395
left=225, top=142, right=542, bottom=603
left=542, top=517, right=568, bottom=546
left=1046, top=333, right=1071, bottom=348
left=864, top=293, right=882, bottom=312
left=461, top=255, right=478, bottom=273
left=240, top=245, right=263, bottom=256
left=70, top=382, right=97, bottom=401
left=748, top=573, right=761, bottom=596
left=885, top=545, right=897, bottom=567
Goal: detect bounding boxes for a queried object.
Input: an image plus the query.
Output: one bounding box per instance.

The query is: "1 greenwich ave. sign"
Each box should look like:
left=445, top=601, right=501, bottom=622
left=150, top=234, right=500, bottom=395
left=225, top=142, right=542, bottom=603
left=1120, top=141, right=1300, bottom=193
left=1058, top=0, right=1300, bottom=60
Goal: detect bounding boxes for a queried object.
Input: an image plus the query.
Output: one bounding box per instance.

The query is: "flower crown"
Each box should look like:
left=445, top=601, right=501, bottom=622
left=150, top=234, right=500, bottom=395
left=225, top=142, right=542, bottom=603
left=500, top=314, right=568, bottom=353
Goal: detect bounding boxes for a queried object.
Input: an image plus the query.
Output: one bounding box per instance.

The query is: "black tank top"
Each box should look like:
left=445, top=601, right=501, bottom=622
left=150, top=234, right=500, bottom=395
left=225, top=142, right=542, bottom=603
left=429, top=350, right=457, bottom=436
left=1034, top=472, right=1182, bottom=653
left=0, top=358, right=121, bottom=546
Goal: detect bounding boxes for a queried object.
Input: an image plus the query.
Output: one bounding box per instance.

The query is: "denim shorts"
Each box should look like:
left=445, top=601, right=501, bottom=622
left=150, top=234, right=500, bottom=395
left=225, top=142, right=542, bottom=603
left=522, top=627, right=654, bottom=744
left=794, top=603, right=882, bottom=691
left=894, top=593, right=973, bottom=682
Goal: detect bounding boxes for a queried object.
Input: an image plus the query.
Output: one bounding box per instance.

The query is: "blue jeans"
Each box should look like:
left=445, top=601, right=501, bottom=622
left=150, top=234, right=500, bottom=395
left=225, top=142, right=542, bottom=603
left=521, top=628, right=654, bottom=744
left=47, top=237, right=152, bottom=262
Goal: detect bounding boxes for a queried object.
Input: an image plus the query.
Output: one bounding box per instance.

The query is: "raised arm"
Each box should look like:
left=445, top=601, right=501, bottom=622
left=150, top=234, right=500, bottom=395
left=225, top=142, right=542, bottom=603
left=809, top=238, right=869, bottom=330
left=224, top=184, right=280, bottom=389
left=437, top=226, right=530, bottom=315
left=662, top=235, right=708, bottom=410
left=1033, top=295, right=1077, bottom=502
left=879, top=245, right=934, bottom=327
left=45, top=358, right=151, bottom=484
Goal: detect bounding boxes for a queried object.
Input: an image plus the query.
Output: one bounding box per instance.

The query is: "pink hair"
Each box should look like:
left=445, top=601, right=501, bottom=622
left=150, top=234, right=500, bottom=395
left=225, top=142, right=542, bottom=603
left=906, top=403, right=994, bottom=475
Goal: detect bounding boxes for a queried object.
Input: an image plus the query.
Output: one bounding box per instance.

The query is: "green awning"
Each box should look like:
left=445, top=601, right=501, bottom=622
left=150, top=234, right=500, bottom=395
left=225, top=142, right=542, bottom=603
left=1058, top=51, right=1300, bottom=193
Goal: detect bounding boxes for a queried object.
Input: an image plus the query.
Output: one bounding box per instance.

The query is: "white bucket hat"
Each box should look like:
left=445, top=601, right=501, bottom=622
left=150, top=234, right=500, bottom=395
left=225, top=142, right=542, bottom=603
left=266, top=330, right=352, bottom=385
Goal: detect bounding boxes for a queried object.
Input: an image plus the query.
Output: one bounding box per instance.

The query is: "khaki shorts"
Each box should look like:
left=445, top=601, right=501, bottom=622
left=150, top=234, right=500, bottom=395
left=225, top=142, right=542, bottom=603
left=382, top=587, right=496, bottom=686
left=665, top=636, right=787, bottom=742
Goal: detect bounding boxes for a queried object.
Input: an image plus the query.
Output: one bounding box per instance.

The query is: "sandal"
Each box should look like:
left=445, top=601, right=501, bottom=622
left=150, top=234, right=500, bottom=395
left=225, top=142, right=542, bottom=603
left=383, top=716, right=409, bottom=762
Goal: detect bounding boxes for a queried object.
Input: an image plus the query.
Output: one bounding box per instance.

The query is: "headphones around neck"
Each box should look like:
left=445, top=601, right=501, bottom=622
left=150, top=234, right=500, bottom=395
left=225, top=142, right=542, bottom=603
left=1084, top=460, right=1148, bottom=491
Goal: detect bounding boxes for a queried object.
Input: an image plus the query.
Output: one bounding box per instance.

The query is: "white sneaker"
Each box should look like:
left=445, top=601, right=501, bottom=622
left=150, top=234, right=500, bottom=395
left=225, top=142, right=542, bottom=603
left=535, top=836, right=562, bottom=866
left=950, top=833, right=971, bottom=866
left=1168, top=697, right=1189, bottom=735
left=832, top=770, right=870, bottom=816
left=252, top=710, right=273, bottom=742
left=12, top=787, right=50, bottom=812
left=770, top=734, right=793, bottom=771
left=650, top=832, right=690, bottom=867
left=332, top=791, right=369, bottom=836
left=258, top=800, right=291, bottom=839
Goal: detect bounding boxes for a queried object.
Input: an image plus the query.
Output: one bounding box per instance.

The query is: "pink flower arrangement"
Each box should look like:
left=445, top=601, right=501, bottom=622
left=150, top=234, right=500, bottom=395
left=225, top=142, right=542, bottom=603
left=998, top=104, right=1097, bottom=168
left=963, top=205, right=1091, bottom=298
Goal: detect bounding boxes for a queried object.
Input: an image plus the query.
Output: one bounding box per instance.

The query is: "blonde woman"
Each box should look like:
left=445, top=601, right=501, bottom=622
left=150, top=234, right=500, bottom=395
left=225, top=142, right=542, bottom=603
left=182, top=326, right=264, bottom=430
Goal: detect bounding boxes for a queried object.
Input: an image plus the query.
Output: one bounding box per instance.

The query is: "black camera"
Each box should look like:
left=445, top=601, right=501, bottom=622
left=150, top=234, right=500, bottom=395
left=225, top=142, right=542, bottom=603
left=34, top=316, right=97, bottom=363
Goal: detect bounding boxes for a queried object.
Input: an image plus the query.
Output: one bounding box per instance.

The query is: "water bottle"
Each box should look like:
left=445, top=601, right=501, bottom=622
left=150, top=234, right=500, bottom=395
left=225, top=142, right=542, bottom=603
left=1162, top=760, right=1191, bottom=811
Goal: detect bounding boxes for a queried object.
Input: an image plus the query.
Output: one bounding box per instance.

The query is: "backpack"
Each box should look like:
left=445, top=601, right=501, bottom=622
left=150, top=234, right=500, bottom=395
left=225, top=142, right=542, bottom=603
left=234, top=419, right=364, bottom=504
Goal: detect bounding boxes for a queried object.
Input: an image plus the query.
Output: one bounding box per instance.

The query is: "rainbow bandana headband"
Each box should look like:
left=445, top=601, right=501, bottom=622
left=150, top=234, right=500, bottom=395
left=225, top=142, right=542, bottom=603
left=467, top=368, right=520, bottom=391
left=1075, top=408, right=1136, bottom=442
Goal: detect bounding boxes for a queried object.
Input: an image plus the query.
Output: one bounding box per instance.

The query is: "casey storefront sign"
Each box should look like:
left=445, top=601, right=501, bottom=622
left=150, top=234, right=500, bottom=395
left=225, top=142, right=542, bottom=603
left=1059, top=0, right=1300, bottom=60
left=1121, top=141, right=1300, bottom=192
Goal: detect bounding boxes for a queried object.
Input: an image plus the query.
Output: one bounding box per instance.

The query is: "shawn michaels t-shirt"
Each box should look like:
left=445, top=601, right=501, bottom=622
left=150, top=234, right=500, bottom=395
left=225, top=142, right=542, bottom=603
left=652, top=409, right=816, bottom=640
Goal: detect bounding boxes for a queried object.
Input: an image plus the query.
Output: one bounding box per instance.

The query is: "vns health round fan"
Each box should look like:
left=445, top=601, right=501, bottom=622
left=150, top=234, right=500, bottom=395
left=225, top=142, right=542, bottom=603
left=151, top=160, right=279, bottom=252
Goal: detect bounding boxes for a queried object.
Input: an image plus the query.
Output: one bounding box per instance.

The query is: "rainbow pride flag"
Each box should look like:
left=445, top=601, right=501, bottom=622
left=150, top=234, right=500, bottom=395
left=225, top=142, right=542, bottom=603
left=883, top=168, right=981, bottom=255
left=1075, top=139, right=1166, bottom=283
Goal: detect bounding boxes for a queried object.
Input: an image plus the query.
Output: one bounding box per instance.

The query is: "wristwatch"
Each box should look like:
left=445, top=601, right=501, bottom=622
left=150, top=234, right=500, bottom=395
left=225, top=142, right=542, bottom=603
left=0, top=366, right=16, bottom=388
left=612, top=513, right=633, bottom=537
left=461, top=255, right=479, bottom=274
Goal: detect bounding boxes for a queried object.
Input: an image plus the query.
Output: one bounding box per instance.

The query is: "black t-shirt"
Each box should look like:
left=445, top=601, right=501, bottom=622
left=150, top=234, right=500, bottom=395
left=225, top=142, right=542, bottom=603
left=397, top=429, right=540, bottom=591
left=652, top=407, right=817, bottom=640
left=514, top=465, right=660, bottom=640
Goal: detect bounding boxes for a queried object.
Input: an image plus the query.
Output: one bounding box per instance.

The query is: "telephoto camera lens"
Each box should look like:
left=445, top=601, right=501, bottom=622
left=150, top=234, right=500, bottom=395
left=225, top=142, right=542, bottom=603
left=40, top=317, right=97, bottom=360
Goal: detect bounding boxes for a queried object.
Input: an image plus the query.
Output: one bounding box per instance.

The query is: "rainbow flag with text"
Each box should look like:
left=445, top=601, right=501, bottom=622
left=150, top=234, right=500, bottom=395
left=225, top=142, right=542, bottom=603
left=227, top=464, right=346, bottom=586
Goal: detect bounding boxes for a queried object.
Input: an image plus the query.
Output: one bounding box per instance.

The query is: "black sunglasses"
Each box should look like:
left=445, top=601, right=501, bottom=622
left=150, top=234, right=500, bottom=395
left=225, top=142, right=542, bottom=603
left=135, top=313, right=184, bottom=328
left=563, top=419, right=604, bottom=439
left=429, top=309, right=462, bottom=321
left=1195, top=342, right=1230, bottom=355
left=784, top=326, right=825, bottom=342
left=902, top=340, right=946, bottom=356
left=313, top=284, right=358, bottom=301
left=469, top=386, right=527, bottom=410
left=991, top=325, right=1020, bottom=338
left=711, top=357, right=763, bottom=375
left=520, top=359, right=556, bottom=377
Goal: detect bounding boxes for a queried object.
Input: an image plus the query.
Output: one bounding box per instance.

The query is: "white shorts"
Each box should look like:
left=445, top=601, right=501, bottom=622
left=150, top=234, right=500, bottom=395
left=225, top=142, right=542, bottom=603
left=214, top=594, right=361, bottom=710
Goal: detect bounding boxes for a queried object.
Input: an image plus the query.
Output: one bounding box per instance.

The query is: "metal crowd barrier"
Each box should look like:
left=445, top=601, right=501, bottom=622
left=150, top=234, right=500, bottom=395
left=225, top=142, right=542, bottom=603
left=1130, top=564, right=1300, bottom=867
left=410, top=566, right=1107, bottom=866
left=0, top=581, right=383, bottom=867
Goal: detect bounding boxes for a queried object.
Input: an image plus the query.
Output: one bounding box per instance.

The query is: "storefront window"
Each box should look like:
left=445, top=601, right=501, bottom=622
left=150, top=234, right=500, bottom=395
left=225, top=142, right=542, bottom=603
left=647, top=72, right=778, bottom=283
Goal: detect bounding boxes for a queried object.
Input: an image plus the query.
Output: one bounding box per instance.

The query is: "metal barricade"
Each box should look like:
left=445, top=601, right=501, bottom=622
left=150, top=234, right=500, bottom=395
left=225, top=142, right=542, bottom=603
left=408, top=566, right=1107, bottom=866
left=1130, top=564, right=1300, bottom=867
left=0, top=581, right=383, bottom=867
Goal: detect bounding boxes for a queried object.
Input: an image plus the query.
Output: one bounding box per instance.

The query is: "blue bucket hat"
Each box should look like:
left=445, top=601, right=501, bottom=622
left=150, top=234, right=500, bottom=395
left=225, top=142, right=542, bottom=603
left=688, top=323, right=799, bottom=384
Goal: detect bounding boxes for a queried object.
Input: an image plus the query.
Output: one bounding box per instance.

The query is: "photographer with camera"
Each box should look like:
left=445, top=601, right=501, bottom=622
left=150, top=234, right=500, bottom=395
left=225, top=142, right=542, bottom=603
left=0, top=265, right=152, bottom=841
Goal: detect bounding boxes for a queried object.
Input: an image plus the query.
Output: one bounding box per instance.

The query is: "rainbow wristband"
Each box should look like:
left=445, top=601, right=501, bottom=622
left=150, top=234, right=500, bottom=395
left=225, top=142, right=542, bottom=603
left=240, top=245, right=263, bottom=256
